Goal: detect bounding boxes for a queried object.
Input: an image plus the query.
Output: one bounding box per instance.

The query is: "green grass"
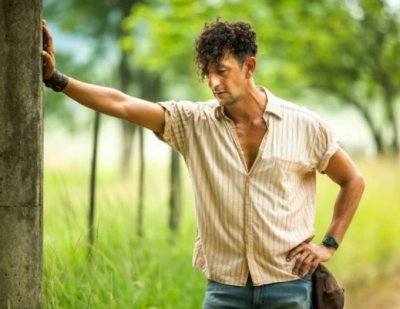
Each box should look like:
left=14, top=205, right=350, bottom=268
left=43, top=157, right=400, bottom=308
left=317, top=156, right=400, bottom=294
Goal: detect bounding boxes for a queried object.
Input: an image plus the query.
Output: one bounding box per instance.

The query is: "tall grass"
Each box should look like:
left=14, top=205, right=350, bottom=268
left=317, top=156, right=400, bottom=294
left=43, top=156, right=400, bottom=308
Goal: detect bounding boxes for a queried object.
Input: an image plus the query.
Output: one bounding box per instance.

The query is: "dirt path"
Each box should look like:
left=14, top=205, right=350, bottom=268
left=345, top=273, right=400, bottom=308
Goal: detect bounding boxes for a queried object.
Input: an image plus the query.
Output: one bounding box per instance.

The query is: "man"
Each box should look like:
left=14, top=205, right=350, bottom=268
left=42, top=20, right=364, bottom=308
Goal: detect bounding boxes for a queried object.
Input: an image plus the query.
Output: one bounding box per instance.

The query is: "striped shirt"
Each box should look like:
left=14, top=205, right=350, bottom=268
left=157, top=88, right=339, bottom=286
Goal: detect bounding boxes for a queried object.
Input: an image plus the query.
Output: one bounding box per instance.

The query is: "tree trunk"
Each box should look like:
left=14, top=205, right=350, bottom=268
left=119, top=49, right=137, bottom=179
left=383, top=91, right=399, bottom=154
left=120, top=121, right=136, bottom=179
left=0, top=2, right=43, bottom=308
left=88, top=112, right=100, bottom=257
left=169, top=151, right=182, bottom=232
left=118, top=2, right=137, bottom=179
left=137, top=127, right=145, bottom=237
left=349, top=97, right=385, bottom=154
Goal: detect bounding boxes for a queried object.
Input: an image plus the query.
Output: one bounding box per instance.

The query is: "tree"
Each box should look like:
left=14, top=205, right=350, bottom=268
left=126, top=0, right=400, bottom=154
left=169, top=150, right=182, bottom=232
left=45, top=0, right=148, bottom=175
left=0, top=1, right=43, bottom=308
left=265, top=0, right=400, bottom=154
left=88, top=112, right=101, bottom=254
left=45, top=0, right=151, bottom=237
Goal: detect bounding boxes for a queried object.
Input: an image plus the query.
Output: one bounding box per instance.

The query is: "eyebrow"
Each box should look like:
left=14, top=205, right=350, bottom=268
left=216, top=62, right=230, bottom=69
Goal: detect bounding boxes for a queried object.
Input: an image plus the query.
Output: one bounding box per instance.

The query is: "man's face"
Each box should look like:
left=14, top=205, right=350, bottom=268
left=206, top=53, right=249, bottom=107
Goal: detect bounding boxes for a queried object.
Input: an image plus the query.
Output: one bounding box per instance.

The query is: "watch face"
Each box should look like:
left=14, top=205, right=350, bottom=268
left=323, top=236, right=339, bottom=249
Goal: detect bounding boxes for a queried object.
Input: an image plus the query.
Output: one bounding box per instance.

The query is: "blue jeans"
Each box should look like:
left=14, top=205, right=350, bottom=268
left=203, top=275, right=313, bottom=309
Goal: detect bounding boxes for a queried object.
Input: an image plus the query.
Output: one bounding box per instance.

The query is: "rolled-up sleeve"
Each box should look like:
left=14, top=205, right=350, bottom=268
left=311, top=119, right=339, bottom=173
left=155, top=100, right=197, bottom=154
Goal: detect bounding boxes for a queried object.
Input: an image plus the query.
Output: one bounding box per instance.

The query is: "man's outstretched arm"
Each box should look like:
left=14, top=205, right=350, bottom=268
left=287, top=148, right=365, bottom=277
left=41, top=20, right=165, bottom=133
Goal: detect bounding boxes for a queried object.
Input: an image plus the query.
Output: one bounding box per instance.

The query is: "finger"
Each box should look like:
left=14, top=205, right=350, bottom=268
left=308, top=261, right=319, bottom=275
left=42, top=25, right=52, bottom=50
left=298, top=254, right=317, bottom=277
left=287, top=244, right=306, bottom=261
left=41, top=50, right=50, bottom=62
left=42, top=22, right=54, bottom=54
left=41, top=49, right=55, bottom=68
left=292, top=251, right=309, bottom=275
left=41, top=51, right=55, bottom=79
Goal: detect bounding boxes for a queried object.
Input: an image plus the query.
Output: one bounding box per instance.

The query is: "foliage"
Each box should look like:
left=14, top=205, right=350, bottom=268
left=122, top=0, right=400, bottom=153
left=122, top=0, right=279, bottom=100
left=44, top=0, right=400, bottom=152
left=40, top=2, right=400, bottom=307
left=266, top=0, right=400, bottom=153
left=43, top=0, right=140, bottom=131
left=43, top=157, right=400, bottom=307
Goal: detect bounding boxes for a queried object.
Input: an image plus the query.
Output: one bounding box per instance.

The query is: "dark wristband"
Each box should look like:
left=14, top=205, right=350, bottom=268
left=44, top=70, right=69, bottom=92
left=322, top=236, right=339, bottom=250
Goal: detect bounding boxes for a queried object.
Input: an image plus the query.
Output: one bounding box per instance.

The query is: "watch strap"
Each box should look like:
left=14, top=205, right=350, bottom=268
left=322, top=236, right=339, bottom=250
left=44, top=70, right=69, bottom=92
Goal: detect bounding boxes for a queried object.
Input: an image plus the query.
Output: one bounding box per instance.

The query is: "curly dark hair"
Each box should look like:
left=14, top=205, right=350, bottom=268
left=195, top=20, right=258, bottom=78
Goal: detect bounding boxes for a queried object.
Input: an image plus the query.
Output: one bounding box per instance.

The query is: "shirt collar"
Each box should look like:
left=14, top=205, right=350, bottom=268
left=260, top=87, right=283, bottom=120
left=214, top=105, right=227, bottom=120
left=214, top=86, right=283, bottom=120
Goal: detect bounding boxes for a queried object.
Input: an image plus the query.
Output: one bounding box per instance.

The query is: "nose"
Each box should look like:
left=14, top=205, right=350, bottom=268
left=207, top=73, right=220, bottom=89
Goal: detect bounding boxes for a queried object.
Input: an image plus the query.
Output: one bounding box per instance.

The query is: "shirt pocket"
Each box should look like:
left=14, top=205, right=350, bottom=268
left=257, top=157, right=310, bottom=207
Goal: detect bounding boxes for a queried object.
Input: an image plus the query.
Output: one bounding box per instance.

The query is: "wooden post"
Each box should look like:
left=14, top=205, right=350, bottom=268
left=0, top=1, right=43, bottom=308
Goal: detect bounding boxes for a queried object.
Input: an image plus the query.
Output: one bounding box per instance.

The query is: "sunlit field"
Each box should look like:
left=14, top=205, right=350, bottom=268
left=43, top=156, right=400, bottom=308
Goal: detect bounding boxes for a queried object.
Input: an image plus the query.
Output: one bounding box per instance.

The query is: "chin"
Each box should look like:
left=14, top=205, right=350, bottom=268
left=220, top=99, right=236, bottom=107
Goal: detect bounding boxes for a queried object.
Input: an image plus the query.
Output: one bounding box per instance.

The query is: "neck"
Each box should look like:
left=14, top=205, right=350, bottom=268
left=224, top=84, right=267, bottom=123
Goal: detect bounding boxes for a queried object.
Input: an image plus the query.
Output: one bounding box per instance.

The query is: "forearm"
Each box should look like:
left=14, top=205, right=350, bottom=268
left=324, top=172, right=365, bottom=243
left=287, top=170, right=364, bottom=276
left=60, top=77, right=165, bottom=132
left=62, top=78, right=130, bottom=118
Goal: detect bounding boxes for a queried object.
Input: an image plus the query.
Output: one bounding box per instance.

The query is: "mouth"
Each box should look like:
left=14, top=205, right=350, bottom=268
left=213, top=90, right=227, bottom=96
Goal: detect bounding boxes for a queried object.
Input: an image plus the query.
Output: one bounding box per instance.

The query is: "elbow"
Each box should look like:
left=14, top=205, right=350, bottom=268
left=342, top=170, right=365, bottom=196
left=355, top=172, right=365, bottom=195
left=353, top=166, right=365, bottom=188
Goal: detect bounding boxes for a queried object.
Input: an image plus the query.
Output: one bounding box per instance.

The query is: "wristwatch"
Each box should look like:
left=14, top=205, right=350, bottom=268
left=322, top=236, right=339, bottom=250
left=44, top=70, right=69, bottom=92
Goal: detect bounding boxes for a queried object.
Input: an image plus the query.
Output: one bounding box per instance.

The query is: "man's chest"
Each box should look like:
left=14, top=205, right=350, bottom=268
left=234, top=121, right=268, bottom=170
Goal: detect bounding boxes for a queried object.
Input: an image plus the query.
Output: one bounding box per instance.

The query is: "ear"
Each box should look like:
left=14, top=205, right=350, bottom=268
left=245, top=57, right=256, bottom=78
